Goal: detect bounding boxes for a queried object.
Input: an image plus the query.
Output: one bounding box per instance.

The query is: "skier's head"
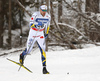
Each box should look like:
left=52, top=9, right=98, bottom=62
left=40, top=5, right=47, bottom=16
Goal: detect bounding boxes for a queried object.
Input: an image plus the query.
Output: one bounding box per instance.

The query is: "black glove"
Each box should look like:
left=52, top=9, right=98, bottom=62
left=44, top=34, right=48, bottom=39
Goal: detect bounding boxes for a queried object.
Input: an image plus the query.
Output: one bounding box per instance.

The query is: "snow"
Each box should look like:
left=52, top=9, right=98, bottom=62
left=0, top=46, right=100, bottom=81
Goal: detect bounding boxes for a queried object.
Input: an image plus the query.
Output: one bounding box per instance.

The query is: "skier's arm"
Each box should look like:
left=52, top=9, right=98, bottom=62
left=45, top=16, right=51, bottom=38
left=29, top=13, right=37, bottom=28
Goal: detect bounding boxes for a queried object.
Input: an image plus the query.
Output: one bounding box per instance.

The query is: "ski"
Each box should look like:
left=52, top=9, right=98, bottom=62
left=7, top=58, right=32, bottom=73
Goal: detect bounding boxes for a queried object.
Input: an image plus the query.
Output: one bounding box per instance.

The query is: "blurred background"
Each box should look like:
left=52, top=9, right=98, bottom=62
left=0, top=0, right=100, bottom=50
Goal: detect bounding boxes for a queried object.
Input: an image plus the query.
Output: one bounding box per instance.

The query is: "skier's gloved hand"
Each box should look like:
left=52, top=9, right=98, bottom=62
left=44, top=34, right=48, bottom=39
left=37, top=22, right=44, bottom=28
left=38, top=22, right=42, bottom=26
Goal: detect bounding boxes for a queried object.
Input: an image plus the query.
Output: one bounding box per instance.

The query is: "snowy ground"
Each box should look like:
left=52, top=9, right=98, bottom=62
left=0, top=46, right=100, bottom=81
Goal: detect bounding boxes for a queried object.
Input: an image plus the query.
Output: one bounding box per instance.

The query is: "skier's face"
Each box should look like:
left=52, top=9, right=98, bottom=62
left=40, top=9, right=47, bottom=17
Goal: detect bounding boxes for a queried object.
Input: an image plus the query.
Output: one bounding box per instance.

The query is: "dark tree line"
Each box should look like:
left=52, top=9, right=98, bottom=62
left=0, top=0, right=33, bottom=48
left=0, top=0, right=3, bottom=48
left=0, top=0, right=100, bottom=49
left=86, top=0, right=99, bottom=13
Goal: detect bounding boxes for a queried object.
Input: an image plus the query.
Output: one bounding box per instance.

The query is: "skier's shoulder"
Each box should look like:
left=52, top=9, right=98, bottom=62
left=46, top=12, right=51, bottom=18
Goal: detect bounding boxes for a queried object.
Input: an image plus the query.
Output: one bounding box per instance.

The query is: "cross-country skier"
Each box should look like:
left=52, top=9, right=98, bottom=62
left=19, top=5, right=51, bottom=74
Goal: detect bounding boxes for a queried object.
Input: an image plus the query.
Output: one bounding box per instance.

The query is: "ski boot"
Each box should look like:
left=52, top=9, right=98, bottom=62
left=19, top=48, right=27, bottom=65
left=19, top=54, right=24, bottom=65
left=43, top=67, right=50, bottom=74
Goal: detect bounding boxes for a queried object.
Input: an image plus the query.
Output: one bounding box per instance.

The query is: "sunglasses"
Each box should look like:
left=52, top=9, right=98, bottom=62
left=41, top=9, right=47, bottom=12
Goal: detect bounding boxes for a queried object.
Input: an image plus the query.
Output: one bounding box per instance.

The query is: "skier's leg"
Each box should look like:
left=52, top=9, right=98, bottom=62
left=37, top=36, right=49, bottom=74
left=37, top=36, right=46, bottom=66
left=19, top=29, right=37, bottom=64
